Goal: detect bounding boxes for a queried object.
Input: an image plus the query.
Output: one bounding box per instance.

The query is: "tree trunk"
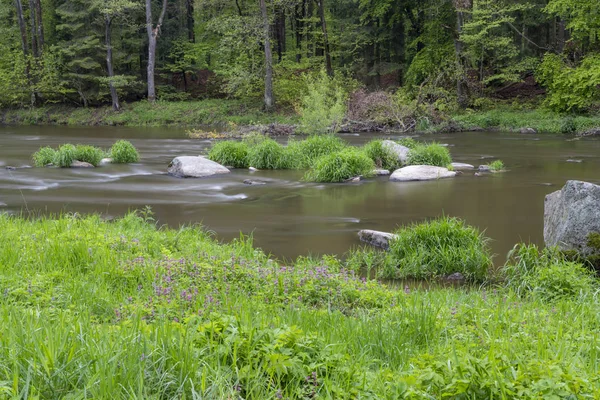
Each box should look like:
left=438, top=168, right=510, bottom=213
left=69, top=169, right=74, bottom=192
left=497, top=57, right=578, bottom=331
left=318, top=0, right=332, bottom=76
left=34, top=0, right=44, bottom=50
left=453, top=0, right=471, bottom=108
left=260, top=0, right=274, bottom=111
left=105, top=16, right=120, bottom=111
left=28, top=0, right=38, bottom=58
left=14, top=0, right=28, bottom=58
left=146, top=0, right=168, bottom=103
left=186, top=0, right=195, bottom=42
left=295, top=1, right=303, bottom=62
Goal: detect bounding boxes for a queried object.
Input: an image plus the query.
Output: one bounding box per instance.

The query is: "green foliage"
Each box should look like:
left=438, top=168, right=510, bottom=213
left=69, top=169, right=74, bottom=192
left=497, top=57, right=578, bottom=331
left=32, top=147, right=57, bottom=167
left=247, top=138, right=288, bottom=169
left=285, top=135, right=347, bottom=169
left=362, top=140, right=399, bottom=170
left=54, top=144, right=77, bottom=168
left=504, top=244, right=596, bottom=300
left=110, top=140, right=139, bottom=163
left=208, top=141, right=250, bottom=168
left=75, top=145, right=105, bottom=166
left=385, top=217, right=492, bottom=281
left=396, top=137, right=418, bottom=149
left=299, top=70, right=347, bottom=134
left=303, top=148, right=374, bottom=183
left=406, top=143, right=452, bottom=167
left=488, top=160, right=505, bottom=172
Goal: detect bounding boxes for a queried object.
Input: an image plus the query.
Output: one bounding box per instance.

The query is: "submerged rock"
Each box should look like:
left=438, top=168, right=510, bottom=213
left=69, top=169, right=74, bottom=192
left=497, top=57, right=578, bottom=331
left=451, top=162, right=475, bottom=171
left=520, top=127, right=537, bottom=134
left=372, top=169, right=391, bottom=176
left=100, top=158, right=113, bottom=165
left=71, top=161, right=94, bottom=168
left=566, top=159, right=583, bottom=163
left=345, top=176, right=362, bottom=183
left=390, top=165, right=456, bottom=182
left=243, top=179, right=266, bottom=185
left=167, top=156, right=230, bottom=178
left=249, top=167, right=258, bottom=172
left=544, top=180, right=600, bottom=256
left=382, top=140, right=410, bottom=166
left=358, top=229, right=397, bottom=250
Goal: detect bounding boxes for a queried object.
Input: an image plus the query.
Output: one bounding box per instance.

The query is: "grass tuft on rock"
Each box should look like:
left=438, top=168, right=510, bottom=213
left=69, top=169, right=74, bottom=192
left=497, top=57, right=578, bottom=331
left=286, top=134, right=347, bottom=169
left=32, top=146, right=57, bottom=167
left=74, top=145, right=105, bottom=166
left=208, top=141, right=250, bottom=168
left=303, top=148, right=374, bottom=182
left=110, top=140, right=139, bottom=163
left=488, top=159, right=505, bottom=172
left=406, top=143, right=452, bottom=167
left=384, top=216, right=492, bottom=281
left=247, top=138, right=289, bottom=169
left=362, top=140, right=399, bottom=170
left=54, top=144, right=78, bottom=167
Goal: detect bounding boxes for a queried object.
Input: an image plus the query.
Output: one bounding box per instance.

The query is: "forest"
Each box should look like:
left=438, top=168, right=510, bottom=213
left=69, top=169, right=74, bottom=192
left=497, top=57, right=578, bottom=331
left=0, top=0, right=599, bottom=122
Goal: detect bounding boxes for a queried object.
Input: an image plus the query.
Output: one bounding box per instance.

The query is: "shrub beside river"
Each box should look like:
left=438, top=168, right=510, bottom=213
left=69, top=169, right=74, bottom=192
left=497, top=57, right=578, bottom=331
left=0, top=212, right=599, bottom=398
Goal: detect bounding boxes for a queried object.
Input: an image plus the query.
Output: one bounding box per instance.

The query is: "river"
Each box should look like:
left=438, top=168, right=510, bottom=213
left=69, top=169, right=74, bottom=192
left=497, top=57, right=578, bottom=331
left=1, top=125, right=599, bottom=262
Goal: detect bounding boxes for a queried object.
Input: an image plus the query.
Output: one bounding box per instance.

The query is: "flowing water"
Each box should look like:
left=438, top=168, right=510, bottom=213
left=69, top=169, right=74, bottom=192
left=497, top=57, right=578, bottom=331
left=1, top=125, right=599, bottom=262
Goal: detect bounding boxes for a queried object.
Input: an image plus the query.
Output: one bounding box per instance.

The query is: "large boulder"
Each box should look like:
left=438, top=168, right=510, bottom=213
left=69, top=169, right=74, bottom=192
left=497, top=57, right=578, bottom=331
left=358, top=229, right=397, bottom=250
left=451, top=162, right=475, bottom=171
left=544, top=180, right=600, bottom=256
left=382, top=140, right=410, bottom=166
left=167, top=156, right=230, bottom=178
left=390, top=165, right=456, bottom=182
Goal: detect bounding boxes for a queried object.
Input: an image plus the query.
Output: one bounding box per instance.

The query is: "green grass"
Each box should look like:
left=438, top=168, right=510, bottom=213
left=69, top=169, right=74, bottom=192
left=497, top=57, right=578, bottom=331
left=208, top=141, right=250, bottom=168
left=32, top=141, right=138, bottom=167
left=285, top=134, right=347, bottom=169
left=488, top=159, right=505, bottom=172
left=32, top=146, right=57, bottom=167
left=362, top=140, right=399, bottom=170
left=75, top=145, right=105, bottom=166
left=406, top=142, right=453, bottom=167
left=303, top=148, right=375, bottom=183
left=0, top=212, right=599, bottom=397
left=247, top=138, right=289, bottom=169
left=110, top=140, right=139, bottom=163
left=54, top=144, right=77, bottom=167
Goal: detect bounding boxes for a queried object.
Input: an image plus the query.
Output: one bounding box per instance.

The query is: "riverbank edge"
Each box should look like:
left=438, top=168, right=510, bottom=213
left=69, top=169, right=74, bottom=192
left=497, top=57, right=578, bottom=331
left=2, top=100, right=600, bottom=136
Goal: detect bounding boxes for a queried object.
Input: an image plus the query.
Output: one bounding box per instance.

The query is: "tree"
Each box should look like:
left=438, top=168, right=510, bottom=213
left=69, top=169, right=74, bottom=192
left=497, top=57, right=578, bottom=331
left=146, top=0, right=168, bottom=102
left=259, top=0, right=274, bottom=110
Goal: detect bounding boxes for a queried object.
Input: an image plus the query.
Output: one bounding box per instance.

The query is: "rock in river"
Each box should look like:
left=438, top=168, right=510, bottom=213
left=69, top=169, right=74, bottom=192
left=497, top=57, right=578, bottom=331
left=390, top=165, right=456, bottom=182
left=382, top=140, right=410, bottom=165
left=544, top=180, right=600, bottom=256
left=168, top=156, right=230, bottom=178
left=358, top=229, right=397, bottom=250
left=71, top=160, right=94, bottom=168
left=451, top=162, right=475, bottom=171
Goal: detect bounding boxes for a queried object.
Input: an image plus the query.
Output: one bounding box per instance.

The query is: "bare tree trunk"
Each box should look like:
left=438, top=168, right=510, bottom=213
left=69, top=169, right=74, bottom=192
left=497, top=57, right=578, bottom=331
left=146, top=0, right=168, bottom=103
left=453, top=0, right=471, bottom=108
left=295, top=1, right=303, bottom=62
left=186, top=0, right=195, bottom=42
left=34, top=0, right=44, bottom=50
left=28, top=0, right=38, bottom=58
left=260, top=0, right=274, bottom=111
left=105, top=16, right=120, bottom=111
left=14, top=0, right=28, bottom=58
left=318, top=0, right=332, bottom=76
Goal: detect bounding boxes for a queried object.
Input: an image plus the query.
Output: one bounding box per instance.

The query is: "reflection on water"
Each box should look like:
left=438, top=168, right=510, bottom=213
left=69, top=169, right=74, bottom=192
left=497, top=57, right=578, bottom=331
left=1, top=125, right=599, bottom=260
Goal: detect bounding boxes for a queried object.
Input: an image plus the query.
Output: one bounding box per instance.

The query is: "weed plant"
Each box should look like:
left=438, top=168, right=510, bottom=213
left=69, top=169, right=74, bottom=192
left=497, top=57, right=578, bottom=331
left=32, top=146, right=57, bottom=167
left=488, top=159, right=505, bottom=171
left=384, top=216, right=492, bottom=281
left=362, top=140, right=398, bottom=170
left=247, top=138, right=289, bottom=169
left=74, top=145, right=105, bottom=166
left=303, top=148, right=374, bottom=182
left=54, top=144, right=77, bottom=167
left=285, top=135, right=347, bottom=169
left=396, top=137, right=418, bottom=149
left=406, top=142, right=452, bottom=167
left=110, top=140, right=139, bottom=163
left=208, top=141, right=250, bottom=168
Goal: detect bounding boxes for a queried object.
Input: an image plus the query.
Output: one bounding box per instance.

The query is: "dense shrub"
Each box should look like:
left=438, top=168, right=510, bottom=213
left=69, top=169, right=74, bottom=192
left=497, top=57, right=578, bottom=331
left=285, top=135, right=347, bottom=169
left=208, top=141, right=250, bottom=168
left=299, top=70, right=346, bottom=134
left=384, top=217, right=492, bottom=281
left=110, top=140, right=139, bottom=163
left=247, top=138, right=288, bottom=169
left=303, top=148, right=374, bottom=183
left=54, top=144, right=77, bottom=167
left=74, top=145, right=105, bottom=166
left=362, top=140, right=398, bottom=170
left=32, top=147, right=57, bottom=167
left=406, top=143, right=452, bottom=167
left=503, top=244, right=596, bottom=300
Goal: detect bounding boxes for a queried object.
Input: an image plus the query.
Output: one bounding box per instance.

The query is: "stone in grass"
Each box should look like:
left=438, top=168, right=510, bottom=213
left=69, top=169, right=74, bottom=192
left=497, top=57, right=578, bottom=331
left=100, top=158, right=113, bottom=165
left=390, top=165, right=456, bottom=182
left=544, top=180, right=600, bottom=257
left=520, top=127, right=537, bottom=134
left=382, top=140, right=410, bottom=166
left=168, top=156, right=230, bottom=178
left=373, top=169, right=391, bottom=176
left=71, top=160, right=95, bottom=168
left=358, top=229, right=398, bottom=250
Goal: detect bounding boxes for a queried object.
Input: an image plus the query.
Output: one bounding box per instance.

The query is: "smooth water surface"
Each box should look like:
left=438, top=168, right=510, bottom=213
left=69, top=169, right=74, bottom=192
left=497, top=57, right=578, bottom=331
left=1, top=125, right=599, bottom=261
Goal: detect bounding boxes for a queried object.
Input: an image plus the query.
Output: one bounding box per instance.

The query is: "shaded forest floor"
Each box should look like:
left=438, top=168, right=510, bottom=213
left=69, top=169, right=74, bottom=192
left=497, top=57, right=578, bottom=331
left=2, top=99, right=600, bottom=136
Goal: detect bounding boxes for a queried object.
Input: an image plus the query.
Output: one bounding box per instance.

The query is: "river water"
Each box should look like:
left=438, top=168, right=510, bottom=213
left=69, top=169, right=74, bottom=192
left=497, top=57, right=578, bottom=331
left=1, top=125, right=599, bottom=262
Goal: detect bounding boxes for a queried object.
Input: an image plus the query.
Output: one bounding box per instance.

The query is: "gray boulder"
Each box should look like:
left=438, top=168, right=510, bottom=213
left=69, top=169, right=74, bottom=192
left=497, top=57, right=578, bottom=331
left=544, top=180, right=600, bottom=256
left=168, top=156, right=230, bottom=178
left=372, top=169, right=391, bottom=176
left=71, top=160, right=94, bottom=168
left=478, top=165, right=492, bottom=172
left=520, top=127, right=537, bottom=134
left=382, top=140, right=410, bottom=166
left=390, top=165, right=456, bottom=182
left=358, top=229, right=397, bottom=250
left=100, top=158, right=113, bottom=165
left=451, top=162, right=475, bottom=171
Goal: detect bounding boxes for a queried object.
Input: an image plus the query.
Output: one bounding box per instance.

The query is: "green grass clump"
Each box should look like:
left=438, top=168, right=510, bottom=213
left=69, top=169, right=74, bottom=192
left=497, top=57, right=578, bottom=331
left=406, top=143, right=452, bottom=167
left=54, top=144, right=77, bottom=167
left=488, top=159, right=505, bottom=172
left=32, top=146, right=57, bottom=167
left=362, top=140, right=399, bottom=170
left=384, top=216, right=492, bottom=281
left=303, top=148, right=374, bottom=182
left=110, top=140, right=139, bottom=163
left=396, top=137, right=418, bottom=149
left=74, top=145, right=105, bottom=166
left=247, top=138, right=288, bottom=169
left=285, top=134, right=347, bottom=169
left=208, top=141, right=250, bottom=168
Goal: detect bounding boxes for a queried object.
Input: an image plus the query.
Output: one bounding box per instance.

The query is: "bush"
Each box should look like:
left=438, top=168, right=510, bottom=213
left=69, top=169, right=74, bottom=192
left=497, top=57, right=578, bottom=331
left=362, top=140, right=398, bottom=170
left=74, top=145, right=104, bottom=167
left=303, top=148, right=374, bottom=183
left=406, top=143, right=452, bottom=167
left=208, top=141, right=250, bottom=168
left=54, top=144, right=77, bottom=168
left=503, top=244, right=596, bottom=300
left=247, top=138, right=288, bottom=169
left=285, top=135, right=347, bottom=169
left=488, top=160, right=505, bottom=172
left=110, top=140, right=139, bottom=163
left=32, top=147, right=57, bottom=167
left=299, top=70, right=346, bottom=134
left=396, top=137, right=418, bottom=149
left=384, top=217, right=492, bottom=281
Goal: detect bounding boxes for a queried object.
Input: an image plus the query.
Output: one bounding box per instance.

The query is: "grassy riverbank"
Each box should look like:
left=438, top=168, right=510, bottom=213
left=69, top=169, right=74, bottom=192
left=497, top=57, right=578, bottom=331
left=2, top=100, right=600, bottom=135
left=1, top=212, right=599, bottom=398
